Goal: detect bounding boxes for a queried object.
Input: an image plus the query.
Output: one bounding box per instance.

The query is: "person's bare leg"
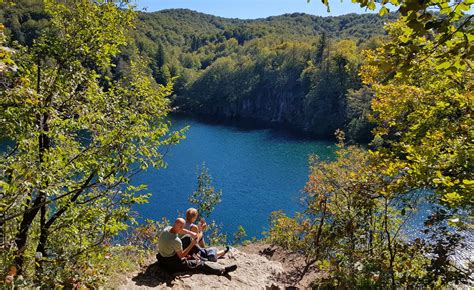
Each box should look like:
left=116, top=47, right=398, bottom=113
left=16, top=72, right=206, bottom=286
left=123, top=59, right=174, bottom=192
left=217, top=250, right=225, bottom=257
left=198, top=238, right=206, bottom=248
left=217, top=246, right=230, bottom=258
left=190, top=224, right=207, bottom=247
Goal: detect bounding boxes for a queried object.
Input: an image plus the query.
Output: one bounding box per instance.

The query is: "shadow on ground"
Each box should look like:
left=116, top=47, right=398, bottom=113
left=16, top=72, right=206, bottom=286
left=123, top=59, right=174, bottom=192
left=131, top=261, right=177, bottom=288
left=130, top=261, right=233, bottom=288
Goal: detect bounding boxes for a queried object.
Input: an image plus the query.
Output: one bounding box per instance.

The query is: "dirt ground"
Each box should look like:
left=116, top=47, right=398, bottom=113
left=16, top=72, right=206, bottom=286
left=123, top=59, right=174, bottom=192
left=115, top=243, right=323, bottom=289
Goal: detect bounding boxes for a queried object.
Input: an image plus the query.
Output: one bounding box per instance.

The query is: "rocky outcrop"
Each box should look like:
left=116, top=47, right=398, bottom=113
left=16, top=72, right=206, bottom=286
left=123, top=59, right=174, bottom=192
left=117, top=244, right=323, bottom=289
left=183, top=88, right=345, bottom=139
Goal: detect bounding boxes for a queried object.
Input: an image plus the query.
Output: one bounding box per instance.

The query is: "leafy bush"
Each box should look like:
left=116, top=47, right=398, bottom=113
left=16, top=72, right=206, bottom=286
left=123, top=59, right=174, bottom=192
left=233, top=225, right=247, bottom=245
left=267, top=133, right=470, bottom=288
left=188, top=163, right=223, bottom=219
left=188, top=163, right=227, bottom=246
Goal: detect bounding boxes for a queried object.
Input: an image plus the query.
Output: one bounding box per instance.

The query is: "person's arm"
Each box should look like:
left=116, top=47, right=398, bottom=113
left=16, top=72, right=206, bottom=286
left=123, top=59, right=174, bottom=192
left=199, top=218, right=207, bottom=231
left=188, top=224, right=206, bottom=247
left=175, top=236, right=199, bottom=259
left=190, top=224, right=199, bottom=234
left=196, top=222, right=206, bottom=247
left=178, top=227, right=199, bottom=239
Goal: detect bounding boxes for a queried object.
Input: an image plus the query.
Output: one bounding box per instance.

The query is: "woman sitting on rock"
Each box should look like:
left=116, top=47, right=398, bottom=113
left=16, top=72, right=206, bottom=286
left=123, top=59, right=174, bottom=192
left=180, top=207, right=229, bottom=261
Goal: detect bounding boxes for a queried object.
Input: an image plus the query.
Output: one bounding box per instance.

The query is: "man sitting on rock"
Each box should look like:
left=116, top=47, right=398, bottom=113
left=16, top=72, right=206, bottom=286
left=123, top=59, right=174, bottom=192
left=157, top=218, right=237, bottom=275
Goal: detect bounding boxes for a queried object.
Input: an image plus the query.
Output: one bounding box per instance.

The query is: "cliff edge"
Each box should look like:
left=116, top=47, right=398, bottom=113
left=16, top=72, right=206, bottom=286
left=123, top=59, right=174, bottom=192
left=116, top=244, right=322, bottom=289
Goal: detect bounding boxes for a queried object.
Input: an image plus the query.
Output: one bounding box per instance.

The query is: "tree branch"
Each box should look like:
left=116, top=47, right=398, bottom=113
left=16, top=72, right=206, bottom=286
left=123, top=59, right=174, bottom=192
left=44, top=171, right=96, bottom=229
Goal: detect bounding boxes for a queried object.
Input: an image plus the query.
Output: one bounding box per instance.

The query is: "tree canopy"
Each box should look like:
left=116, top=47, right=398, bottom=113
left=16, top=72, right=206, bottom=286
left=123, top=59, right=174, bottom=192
left=268, top=0, right=472, bottom=287
left=3, top=3, right=397, bottom=142
left=1, top=0, right=183, bottom=285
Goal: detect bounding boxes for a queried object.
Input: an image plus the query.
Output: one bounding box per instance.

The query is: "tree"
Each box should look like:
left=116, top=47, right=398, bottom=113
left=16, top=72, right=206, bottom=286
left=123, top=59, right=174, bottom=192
left=155, top=42, right=167, bottom=68
left=302, top=38, right=363, bottom=137
left=187, top=164, right=227, bottom=246
left=151, top=42, right=171, bottom=85
left=268, top=132, right=470, bottom=287
left=345, top=86, right=375, bottom=143
left=1, top=0, right=183, bottom=284
left=188, top=163, right=223, bottom=219
left=314, top=31, right=326, bottom=65
left=309, top=0, right=472, bottom=244
left=359, top=16, right=473, bottom=210
left=233, top=225, right=247, bottom=244
left=269, top=0, right=472, bottom=286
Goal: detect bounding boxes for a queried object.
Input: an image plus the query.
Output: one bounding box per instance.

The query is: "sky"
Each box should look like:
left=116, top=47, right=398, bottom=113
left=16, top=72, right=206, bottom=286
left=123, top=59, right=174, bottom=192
left=134, top=0, right=387, bottom=19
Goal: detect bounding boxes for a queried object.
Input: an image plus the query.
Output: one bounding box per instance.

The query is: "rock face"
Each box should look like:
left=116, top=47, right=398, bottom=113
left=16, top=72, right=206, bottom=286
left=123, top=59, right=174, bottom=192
left=118, top=248, right=284, bottom=289
left=179, top=84, right=347, bottom=139
left=178, top=92, right=346, bottom=138
left=117, top=244, right=321, bottom=289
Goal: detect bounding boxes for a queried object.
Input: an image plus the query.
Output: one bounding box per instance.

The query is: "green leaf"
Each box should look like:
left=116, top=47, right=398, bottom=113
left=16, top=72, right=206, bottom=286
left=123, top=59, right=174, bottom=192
left=436, top=61, right=451, bottom=69
left=367, top=1, right=376, bottom=10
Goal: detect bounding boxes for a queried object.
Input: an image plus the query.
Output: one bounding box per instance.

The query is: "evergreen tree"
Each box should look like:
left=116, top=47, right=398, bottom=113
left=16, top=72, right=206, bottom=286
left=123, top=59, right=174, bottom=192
left=314, top=31, right=326, bottom=65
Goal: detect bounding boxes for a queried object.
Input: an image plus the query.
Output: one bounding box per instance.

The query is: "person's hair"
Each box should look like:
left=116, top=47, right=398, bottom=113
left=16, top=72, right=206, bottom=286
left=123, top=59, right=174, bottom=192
left=185, top=208, right=198, bottom=222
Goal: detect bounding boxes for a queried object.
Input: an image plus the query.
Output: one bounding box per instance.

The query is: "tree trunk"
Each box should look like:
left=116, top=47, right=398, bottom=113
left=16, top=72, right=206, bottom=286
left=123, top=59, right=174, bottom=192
left=384, top=197, right=396, bottom=289
left=35, top=199, right=47, bottom=276
left=33, top=171, right=95, bottom=276
left=313, top=198, right=327, bottom=256
left=14, top=58, right=48, bottom=275
left=14, top=195, right=43, bottom=273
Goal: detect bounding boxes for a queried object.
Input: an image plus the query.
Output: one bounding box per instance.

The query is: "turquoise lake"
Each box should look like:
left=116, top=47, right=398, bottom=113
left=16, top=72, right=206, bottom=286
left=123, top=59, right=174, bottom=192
left=133, top=115, right=335, bottom=240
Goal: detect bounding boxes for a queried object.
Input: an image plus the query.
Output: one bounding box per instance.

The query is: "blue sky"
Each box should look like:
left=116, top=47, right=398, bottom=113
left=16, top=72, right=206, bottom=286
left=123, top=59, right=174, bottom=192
left=134, top=0, right=387, bottom=19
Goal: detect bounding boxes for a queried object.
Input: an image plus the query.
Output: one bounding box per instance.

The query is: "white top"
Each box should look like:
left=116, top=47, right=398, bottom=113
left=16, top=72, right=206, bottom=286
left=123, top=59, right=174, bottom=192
left=178, top=222, right=196, bottom=238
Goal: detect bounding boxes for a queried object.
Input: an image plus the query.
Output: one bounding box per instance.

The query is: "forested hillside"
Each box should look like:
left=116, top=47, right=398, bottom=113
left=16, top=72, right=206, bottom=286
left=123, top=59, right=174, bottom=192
left=133, top=10, right=396, bottom=141
left=2, top=4, right=396, bottom=141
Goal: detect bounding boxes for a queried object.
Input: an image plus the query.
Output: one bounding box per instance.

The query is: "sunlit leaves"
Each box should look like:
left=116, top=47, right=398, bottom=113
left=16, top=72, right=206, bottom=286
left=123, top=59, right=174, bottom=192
left=188, top=163, right=223, bottom=219
left=268, top=143, right=428, bottom=287
left=1, top=0, right=183, bottom=285
left=315, top=0, right=472, bottom=73
left=379, top=6, right=389, bottom=16
left=359, top=7, right=473, bottom=210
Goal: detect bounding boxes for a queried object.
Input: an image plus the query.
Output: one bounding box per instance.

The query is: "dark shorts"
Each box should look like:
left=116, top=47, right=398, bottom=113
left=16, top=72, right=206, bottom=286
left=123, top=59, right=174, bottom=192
left=180, top=236, right=217, bottom=261
left=156, top=253, right=199, bottom=272
left=156, top=253, right=223, bottom=275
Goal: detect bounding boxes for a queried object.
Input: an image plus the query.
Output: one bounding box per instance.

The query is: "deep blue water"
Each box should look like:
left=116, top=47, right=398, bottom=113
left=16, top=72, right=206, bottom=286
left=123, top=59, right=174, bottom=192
left=133, top=115, right=335, bottom=240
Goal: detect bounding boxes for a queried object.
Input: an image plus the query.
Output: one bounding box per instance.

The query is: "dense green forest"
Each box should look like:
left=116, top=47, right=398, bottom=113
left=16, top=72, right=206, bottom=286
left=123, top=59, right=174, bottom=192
left=1, top=0, right=472, bottom=288
left=2, top=3, right=397, bottom=141
left=124, top=10, right=395, bottom=141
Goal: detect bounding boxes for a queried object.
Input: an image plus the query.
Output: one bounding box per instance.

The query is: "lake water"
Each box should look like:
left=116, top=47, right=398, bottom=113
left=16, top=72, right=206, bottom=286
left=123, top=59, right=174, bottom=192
left=133, top=115, right=335, bottom=240
left=2, top=114, right=470, bottom=264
